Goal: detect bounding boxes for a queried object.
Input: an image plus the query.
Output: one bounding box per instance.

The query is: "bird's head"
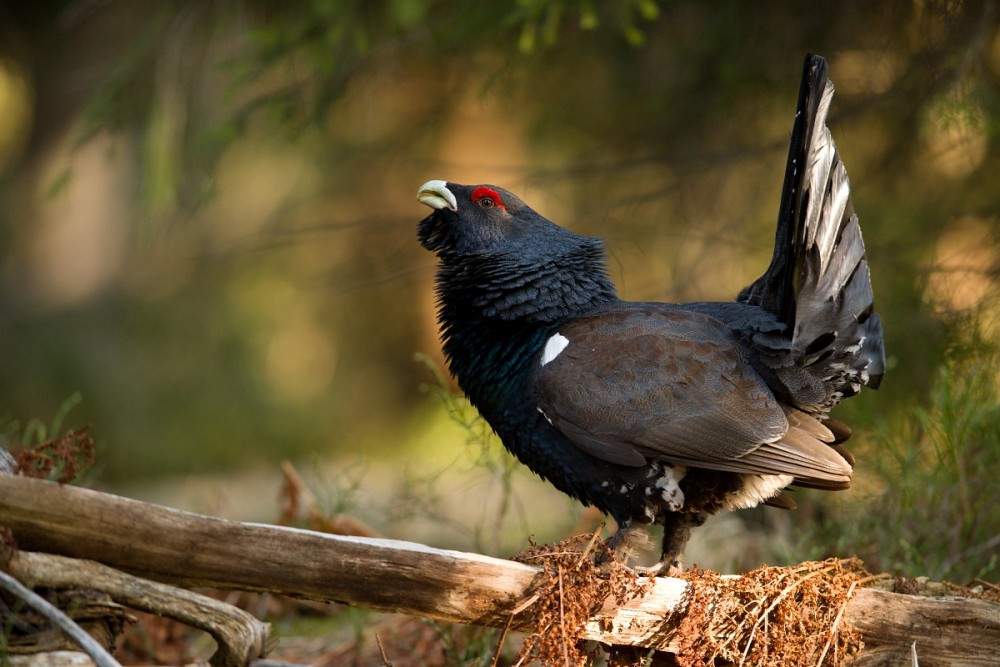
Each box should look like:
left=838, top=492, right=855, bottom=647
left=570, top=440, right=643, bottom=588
left=417, top=179, right=540, bottom=255
left=417, top=180, right=586, bottom=259
left=416, top=179, right=617, bottom=321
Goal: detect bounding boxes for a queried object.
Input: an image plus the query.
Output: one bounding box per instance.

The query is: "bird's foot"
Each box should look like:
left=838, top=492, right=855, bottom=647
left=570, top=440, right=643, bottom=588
left=602, top=521, right=652, bottom=565
left=632, top=561, right=684, bottom=577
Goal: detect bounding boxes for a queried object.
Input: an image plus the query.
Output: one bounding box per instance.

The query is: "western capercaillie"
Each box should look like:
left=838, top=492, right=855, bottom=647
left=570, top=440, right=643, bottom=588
left=416, top=54, right=885, bottom=572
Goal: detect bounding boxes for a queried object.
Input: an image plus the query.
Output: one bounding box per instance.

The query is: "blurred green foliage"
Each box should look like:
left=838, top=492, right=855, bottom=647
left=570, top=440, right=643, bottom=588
left=0, top=392, right=99, bottom=483
left=0, top=0, right=998, bottom=576
left=1, top=392, right=81, bottom=451
left=801, top=321, right=1000, bottom=583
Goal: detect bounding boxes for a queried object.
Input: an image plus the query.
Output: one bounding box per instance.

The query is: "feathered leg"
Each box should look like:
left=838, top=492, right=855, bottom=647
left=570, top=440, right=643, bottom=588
left=659, top=511, right=707, bottom=574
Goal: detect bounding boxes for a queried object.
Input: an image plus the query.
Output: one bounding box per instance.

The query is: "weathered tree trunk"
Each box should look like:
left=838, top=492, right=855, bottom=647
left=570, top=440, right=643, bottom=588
left=1, top=475, right=997, bottom=665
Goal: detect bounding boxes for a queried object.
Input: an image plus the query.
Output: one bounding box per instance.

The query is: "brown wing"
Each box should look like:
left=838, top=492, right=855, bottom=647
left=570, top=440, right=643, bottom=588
left=536, top=308, right=851, bottom=485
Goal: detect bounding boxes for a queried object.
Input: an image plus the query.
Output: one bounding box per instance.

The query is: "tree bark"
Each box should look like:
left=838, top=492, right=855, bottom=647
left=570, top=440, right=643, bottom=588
left=1, top=475, right=997, bottom=666
left=6, top=551, right=269, bottom=667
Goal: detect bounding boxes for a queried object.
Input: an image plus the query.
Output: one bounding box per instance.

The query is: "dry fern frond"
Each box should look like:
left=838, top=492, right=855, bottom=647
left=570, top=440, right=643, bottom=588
left=511, top=533, right=652, bottom=666
left=673, top=558, right=868, bottom=666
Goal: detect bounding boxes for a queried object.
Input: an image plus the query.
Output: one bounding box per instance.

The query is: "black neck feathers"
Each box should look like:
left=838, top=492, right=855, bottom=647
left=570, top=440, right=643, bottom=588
left=432, top=236, right=616, bottom=415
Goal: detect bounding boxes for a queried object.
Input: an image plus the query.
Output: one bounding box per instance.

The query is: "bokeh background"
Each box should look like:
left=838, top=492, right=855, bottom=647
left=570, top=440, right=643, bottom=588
left=1, top=0, right=998, bottom=580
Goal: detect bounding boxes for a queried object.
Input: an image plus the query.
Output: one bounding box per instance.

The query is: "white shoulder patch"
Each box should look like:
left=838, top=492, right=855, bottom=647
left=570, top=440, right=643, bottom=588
left=542, top=332, right=569, bottom=366
left=540, top=333, right=570, bottom=366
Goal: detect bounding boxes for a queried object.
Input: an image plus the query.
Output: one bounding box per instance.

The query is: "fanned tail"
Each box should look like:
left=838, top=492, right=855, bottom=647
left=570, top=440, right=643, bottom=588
left=740, top=54, right=885, bottom=413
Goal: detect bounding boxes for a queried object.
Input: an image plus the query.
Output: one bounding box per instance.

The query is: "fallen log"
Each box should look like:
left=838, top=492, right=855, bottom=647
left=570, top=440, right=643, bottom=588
left=1, top=475, right=997, bottom=665
left=4, top=552, right=269, bottom=667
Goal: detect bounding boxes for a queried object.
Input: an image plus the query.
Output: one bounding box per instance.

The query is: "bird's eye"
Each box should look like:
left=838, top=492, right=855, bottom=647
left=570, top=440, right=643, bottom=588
left=470, top=186, right=506, bottom=212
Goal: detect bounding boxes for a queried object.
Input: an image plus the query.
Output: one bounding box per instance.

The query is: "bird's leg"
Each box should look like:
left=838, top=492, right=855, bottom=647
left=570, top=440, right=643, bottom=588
left=605, top=520, right=638, bottom=558
left=658, top=511, right=707, bottom=575
left=603, top=519, right=649, bottom=564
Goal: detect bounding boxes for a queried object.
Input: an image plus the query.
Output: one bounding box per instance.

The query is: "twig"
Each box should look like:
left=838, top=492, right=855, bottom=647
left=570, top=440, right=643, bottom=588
left=375, top=632, right=391, bottom=666
left=855, top=572, right=892, bottom=587
left=738, top=601, right=764, bottom=666
left=0, top=569, right=121, bottom=667
left=558, top=565, right=569, bottom=667
left=973, top=578, right=999, bottom=592
left=489, top=615, right=514, bottom=667
left=815, top=579, right=860, bottom=666
left=575, top=523, right=606, bottom=569
left=519, top=551, right=597, bottom=561
left=510, top=592, right=540, bottom=616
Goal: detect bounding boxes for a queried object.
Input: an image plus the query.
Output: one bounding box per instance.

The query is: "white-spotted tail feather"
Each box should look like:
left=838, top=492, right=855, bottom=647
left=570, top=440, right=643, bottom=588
left=740, top=54, right=885, bottom=413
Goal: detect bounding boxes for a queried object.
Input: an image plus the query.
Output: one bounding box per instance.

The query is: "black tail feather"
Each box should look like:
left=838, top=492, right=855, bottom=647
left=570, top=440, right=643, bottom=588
left=740, top=55, right=828, bottom=325
left=740, top=54, right=885, bottom=412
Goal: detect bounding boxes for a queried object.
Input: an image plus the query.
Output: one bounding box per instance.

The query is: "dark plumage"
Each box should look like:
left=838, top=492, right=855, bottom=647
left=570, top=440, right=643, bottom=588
left=416, top=55, right=885, bottom=571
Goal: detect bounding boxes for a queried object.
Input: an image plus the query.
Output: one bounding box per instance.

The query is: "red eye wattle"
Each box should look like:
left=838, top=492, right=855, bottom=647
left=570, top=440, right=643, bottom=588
left=471, top=186, right=506, bottom=211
